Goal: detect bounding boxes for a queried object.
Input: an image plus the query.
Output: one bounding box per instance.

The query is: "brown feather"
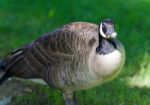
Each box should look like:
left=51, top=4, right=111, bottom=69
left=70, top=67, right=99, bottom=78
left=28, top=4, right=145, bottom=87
left=5, top=22, right=99, bottom=89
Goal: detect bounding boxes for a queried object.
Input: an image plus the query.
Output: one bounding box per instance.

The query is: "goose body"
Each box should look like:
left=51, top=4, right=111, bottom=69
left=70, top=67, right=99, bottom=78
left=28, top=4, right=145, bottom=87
left=0, top=20, right=125, bottom=105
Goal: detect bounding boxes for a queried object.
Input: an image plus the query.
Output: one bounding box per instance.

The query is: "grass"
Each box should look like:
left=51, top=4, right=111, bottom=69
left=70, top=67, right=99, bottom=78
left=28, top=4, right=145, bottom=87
left=0, top=0, right=150, bottom=105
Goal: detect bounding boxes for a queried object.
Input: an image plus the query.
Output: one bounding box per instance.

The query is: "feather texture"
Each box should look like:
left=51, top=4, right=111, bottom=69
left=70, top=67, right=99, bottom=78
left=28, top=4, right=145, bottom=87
left=2, top=22, right=125, bottom=91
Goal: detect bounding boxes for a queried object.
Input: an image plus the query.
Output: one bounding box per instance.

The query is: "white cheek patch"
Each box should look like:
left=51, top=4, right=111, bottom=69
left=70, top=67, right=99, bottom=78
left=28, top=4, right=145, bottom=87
left=100, top=23, right=107, bottom=38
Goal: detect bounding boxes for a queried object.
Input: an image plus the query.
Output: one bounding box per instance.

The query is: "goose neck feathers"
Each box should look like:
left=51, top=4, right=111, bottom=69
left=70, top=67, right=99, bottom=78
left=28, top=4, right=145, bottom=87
left=96, top=38, right=117, bottom=55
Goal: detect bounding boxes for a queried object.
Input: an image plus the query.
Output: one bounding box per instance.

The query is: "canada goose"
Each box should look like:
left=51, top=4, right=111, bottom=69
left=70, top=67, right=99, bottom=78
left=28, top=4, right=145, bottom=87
left=0, top=19, right=125, bottom=105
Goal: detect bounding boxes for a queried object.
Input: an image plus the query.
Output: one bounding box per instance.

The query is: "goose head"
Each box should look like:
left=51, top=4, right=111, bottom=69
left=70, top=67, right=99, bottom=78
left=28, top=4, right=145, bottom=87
left=99, top=19, right=117, bottom=39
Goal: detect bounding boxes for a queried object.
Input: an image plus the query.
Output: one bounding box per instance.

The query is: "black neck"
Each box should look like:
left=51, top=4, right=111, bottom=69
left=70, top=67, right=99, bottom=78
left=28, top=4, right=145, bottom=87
left=96, top=34, right=117, bottom=55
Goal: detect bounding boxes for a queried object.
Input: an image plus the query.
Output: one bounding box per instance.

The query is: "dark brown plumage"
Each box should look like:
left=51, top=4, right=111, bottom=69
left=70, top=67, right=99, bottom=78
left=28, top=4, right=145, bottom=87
left=0, top=20, right=125, bottom=105
left=5, top=22, right=99, bottom=85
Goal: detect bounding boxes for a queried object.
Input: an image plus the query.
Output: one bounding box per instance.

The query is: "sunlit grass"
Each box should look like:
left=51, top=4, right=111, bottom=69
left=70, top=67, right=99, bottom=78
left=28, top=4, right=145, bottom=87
left=128, top=53, right=150, bottom=88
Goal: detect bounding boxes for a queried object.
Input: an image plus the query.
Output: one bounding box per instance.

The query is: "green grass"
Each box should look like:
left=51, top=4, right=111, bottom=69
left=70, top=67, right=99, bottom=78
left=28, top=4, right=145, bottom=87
left=0, top=0, right=150, bottom=105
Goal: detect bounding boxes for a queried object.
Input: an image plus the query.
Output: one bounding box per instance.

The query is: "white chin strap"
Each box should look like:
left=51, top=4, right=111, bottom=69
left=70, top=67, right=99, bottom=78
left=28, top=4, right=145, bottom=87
left=100, top=23, right=107, bottom=38
left=100, top=23, right=117, bottom=38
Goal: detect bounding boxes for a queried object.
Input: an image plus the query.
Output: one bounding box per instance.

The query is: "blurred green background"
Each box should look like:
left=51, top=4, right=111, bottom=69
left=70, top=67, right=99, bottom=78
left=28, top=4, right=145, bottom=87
left=0, top=0, right=150, bottom=105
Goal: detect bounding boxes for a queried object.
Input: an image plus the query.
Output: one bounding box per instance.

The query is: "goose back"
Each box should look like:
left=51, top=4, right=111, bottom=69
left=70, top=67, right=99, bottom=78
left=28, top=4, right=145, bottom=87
left=5, top=22, right=100, bottom=90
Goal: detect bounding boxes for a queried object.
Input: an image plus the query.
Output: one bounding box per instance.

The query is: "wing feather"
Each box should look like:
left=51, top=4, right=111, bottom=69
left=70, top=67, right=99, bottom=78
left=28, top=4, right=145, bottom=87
left=5, top=22, right=99, bottom=82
